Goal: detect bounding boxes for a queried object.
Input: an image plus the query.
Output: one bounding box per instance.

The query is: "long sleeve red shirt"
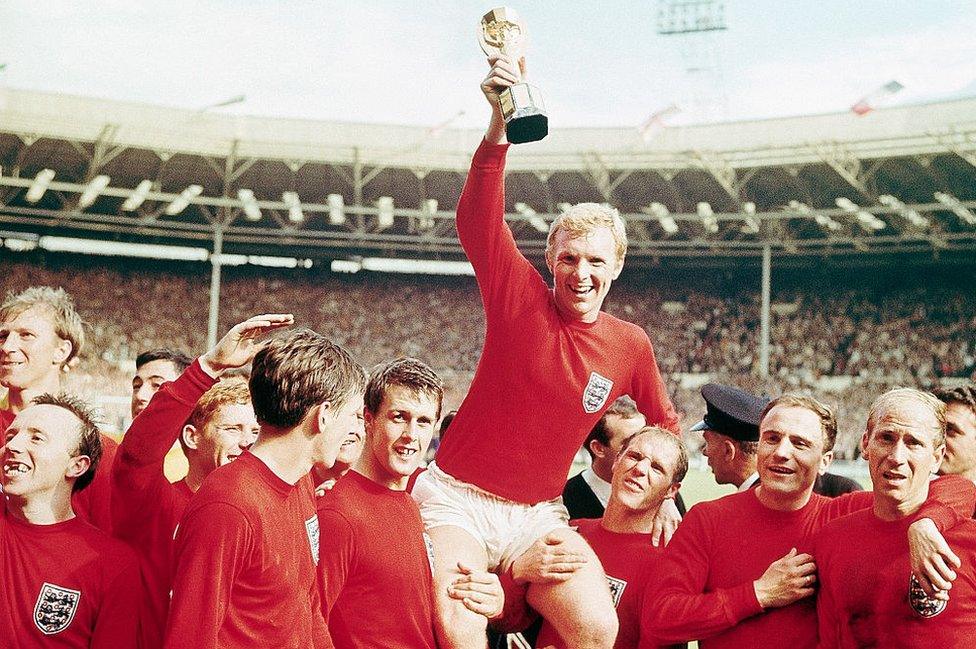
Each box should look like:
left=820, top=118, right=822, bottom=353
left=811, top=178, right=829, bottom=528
left=642, top=476, right=972, bottom=648
left=435, top=139, right=679, bottom=504
left=0, top=504, right=141, bottom=648
left=164, top=452, right=331, bottom=649
left=317, top=470, right=437, bottom=649
left=111, top=358, right=214, bottom=649
left=815, top=509, right=976, bottom=648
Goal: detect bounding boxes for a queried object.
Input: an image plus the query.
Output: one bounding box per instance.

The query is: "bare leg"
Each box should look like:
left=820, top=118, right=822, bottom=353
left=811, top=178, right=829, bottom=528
left=525, top=527, right=618, bottom=649
left=428, top=525, right=492, bottom=649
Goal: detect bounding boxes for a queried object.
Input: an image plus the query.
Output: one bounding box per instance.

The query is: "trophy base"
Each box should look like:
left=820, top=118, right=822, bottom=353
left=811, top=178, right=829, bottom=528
left=500, top=83, right=548, bottom=144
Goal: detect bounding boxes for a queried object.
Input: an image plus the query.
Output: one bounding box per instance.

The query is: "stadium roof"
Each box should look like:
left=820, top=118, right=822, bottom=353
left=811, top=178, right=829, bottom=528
left=1, top=87, right=975, bottom=266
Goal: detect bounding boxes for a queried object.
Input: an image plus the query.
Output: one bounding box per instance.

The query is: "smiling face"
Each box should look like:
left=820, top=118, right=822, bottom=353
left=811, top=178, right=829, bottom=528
left=364, top=384, right=439, bottom=490
left=0, top=306, right=71, bottom=392
left=757, top=405, right=831, bottom=506
left=185, top=402, right=260, bottom=472
left=546, top=226, right=622, bottom=324
left=610, top=431, right=681, bottom=514
left=1, top=404, right=89, bottom=502
left=863, top=402, right=945, bottom=514
left=313, top=391, right=365, bottom=470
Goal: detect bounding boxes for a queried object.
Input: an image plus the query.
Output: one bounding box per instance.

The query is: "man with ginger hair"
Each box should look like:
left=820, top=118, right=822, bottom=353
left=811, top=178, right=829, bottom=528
left=413, top=54, right=679, bottom=649
left=165, top=328, right=366, bottom=649
left=0, top=286, right=116, bottom=532
left=113, top=314, right=290, bottom=649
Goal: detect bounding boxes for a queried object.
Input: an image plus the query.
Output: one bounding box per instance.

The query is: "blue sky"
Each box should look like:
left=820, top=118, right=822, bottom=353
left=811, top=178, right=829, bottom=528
left=1, top=0, right=973, bottom=128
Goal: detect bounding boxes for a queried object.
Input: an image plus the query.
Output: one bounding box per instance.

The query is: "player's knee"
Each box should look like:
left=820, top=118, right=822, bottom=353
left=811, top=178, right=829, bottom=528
left=562, top=605, right=618, bottom=649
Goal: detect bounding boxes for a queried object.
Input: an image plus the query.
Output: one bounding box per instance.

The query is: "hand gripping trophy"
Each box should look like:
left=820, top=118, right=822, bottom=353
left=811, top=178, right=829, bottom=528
left=478, top=7, right=548, bottom=143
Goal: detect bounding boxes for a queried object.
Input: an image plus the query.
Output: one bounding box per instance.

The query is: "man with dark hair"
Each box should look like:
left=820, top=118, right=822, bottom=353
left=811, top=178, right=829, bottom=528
left=318, top=358, right=503, bottom=648
left=165, top=327, right=366, bottom=649
left=0, top=285, right=117, bottom=532
left=934, top=383, right=976, bottom=483
left=1, top=393, right=141, bottom=647
left=816, top=388, right=976, bottom=647
left=563, top=396, right=647, bottom=520
left=643, top=393, right=971, bottom=648
left=131, top=348, right=192, bottom=419
left=536, top=426, right=689, bottom=649
left=113, top=314, right=289, bottom=649
left=414, top=56, right=680, bottom=649
left=695, top=383, right=860, bottom=497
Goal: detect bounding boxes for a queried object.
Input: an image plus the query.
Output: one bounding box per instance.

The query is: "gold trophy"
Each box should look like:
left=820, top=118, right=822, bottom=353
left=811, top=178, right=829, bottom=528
left=479, top=7, right=548, bottom=144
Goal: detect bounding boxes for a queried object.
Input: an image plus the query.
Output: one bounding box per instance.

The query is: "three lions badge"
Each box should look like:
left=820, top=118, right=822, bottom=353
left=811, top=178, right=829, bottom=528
left=909, top=574, right=947, bottom=618
left=582, top=372, right=613, bottom=414
left=34, top=582, right=81, bottom=635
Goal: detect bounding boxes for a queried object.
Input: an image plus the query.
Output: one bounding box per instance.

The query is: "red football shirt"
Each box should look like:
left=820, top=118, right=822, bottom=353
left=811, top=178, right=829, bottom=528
left=537, top=518, right=671, bottom=649
left=112, top=358, right=214, bottom=649
left=165, top=452, right=331, bottom=649
left=436, top=140, right=680, bottom=504
left=317, top=470, right=437, bottom=649
left=815, top=509, right=976, bottom=648
left=0, top=503, right=141, bottom=648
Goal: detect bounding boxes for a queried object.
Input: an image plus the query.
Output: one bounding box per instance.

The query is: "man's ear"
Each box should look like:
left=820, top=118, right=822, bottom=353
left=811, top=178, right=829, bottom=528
left=65, top=454, right=91, bottom=481
left=818, top=450, right=834, bottom=476
left=53, top=338, right=72, bottom=366
left=612, top=257, right=624, bottom=280
left=666, top=481, right=681, bottom=501
left=932, top=443, right=947, bottom=474
left=182, top=424, right=200, bottom=451
left=722, top=438, right=736, bottom=461
left=315, top=401, right=334, bottom=436
left=860, top=431, right=870, bottom=460
left=589, top=439, right=609, bottom=460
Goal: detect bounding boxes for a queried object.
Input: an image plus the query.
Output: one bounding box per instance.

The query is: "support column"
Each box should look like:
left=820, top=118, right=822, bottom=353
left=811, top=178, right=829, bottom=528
left=758, top=244, right=771, bottom=378
left=207, top=224, right=223, bottom=350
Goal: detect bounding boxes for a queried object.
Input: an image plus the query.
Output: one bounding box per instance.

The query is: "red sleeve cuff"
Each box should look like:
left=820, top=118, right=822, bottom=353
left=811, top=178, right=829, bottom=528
left=724, top=580, right=764, bottom=623
left=472, top=138, right=510, bottom=170
left=176, top=359, right=219, bottom=401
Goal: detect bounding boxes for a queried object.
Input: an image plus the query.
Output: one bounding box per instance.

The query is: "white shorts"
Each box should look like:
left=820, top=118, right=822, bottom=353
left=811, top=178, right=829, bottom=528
left=412, top=462, right=570, bottom=572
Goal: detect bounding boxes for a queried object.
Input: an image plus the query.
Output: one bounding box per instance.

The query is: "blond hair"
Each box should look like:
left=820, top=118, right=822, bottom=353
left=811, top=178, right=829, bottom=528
left=545, top=203, right=627, bottom=266
left=867, top=388, right=946, bottom=448
left=0, top=286, right=85, bottom=367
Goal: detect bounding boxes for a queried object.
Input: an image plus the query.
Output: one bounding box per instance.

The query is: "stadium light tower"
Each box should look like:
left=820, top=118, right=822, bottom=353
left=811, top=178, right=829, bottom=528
left=740, top=201, right=760, bottom=234
left=327, top=193, right=346, bottom=225
left=836, top=197, right=885, bottom=231
left=697, top=201, right=719, bottom=233
left=376, top=196, right=394, bottom=230
left=25, top=168, right=55, bottom=203
left=282, top=191, right=304, bottom=224
left=934, top=191, right=976, bottom=225
left=237, top=189, right=262, bottom=222
left=165, top=184, right=203, bottom=216
left=878, top=194, right=928, bottom=228
left=77, top=174, right=110, bottom=209
left=649, top=202, right=679, bottom=235
left=123, top=179, right=153, bottom=211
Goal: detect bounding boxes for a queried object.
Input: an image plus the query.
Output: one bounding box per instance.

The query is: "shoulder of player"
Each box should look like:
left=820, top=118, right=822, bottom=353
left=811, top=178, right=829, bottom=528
left=71, top=519, right=141, bottom=573
left=812, top=508, right=872, bottom=551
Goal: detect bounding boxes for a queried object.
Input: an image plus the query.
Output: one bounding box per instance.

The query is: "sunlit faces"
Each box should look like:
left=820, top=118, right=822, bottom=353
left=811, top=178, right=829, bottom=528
left=183, top=402, right=260, bottom=471
left=1, top=404, right=89, bottom=498
left=364, top=385, right=439, bottom=489
left=757, top=405, right=831, bottom=499
left=0, top=307, right=72, bottom=391
left=546, top=226, right=622, bottom=324
left=701, top=430, right=736, bottom=485
left=131, top=359, right=181, bottom=419
left=939, top=402, right=976, bottom=480
left=610, top=433, right=680, bottom=513
left=863, top=405, right=945, bottom=507
left=314, top=391, right=365, bottom=469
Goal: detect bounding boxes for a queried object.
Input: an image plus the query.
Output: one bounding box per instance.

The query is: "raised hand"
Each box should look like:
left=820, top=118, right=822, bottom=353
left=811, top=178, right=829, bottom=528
left=202, top=314, right=294, bottom=374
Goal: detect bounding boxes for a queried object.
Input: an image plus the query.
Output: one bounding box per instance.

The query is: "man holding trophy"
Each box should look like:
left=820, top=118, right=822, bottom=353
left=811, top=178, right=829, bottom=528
left=411, top=8, right=681, bottom=648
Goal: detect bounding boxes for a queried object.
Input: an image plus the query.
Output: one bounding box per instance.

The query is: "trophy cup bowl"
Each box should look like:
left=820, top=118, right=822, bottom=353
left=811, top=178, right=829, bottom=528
left=479, top=7, right=548, bottom=144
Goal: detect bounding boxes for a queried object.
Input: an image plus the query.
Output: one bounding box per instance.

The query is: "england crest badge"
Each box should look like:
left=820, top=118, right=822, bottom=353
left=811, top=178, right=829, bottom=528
left=582, top=372, right=614, bottom=414
left=909, top=574, right=947, bottom=618
left=606, top=575, right=627, bottom=608
left=305, top=515, right=321, bottom=566
left=34, top=582, right=81, bottom=635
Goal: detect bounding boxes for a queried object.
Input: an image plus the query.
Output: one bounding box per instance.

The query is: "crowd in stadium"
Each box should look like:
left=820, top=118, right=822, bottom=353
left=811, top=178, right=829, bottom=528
left=2, top=56, right=976, bottom=649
